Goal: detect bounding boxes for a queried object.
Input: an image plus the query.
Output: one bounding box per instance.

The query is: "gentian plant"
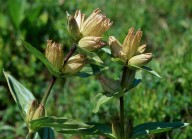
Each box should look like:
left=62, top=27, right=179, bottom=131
left=4, top=8, right=189, bottom=139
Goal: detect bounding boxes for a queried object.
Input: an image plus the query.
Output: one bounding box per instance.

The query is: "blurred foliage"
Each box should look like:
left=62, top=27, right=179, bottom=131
left=0, top=0, right=192, bottom=138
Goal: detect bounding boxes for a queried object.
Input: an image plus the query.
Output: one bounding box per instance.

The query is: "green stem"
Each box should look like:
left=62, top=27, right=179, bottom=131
left=119, top=66, right=128, bottom=138
left=26, top=131, right=34, bottom=139
left=120, top=96, right=124, bottom=138
left=41, top=76, right=57, bottom=105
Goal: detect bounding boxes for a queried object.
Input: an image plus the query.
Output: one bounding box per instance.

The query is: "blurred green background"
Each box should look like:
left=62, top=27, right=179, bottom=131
left=0, top=0, right=192, bottom=138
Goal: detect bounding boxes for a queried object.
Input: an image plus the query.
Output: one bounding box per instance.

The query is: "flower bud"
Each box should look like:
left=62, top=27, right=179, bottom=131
left=67, top=15, right=82, bottom=41
left=137, top=44, right=146, bottom=54
left=78, top=36, right=106, bottom=51
left=99, top=75, right=121, bottom=93
left=45, top=40, right=64, bottom=70
left=32, top=104, right=45, bottom=120
left=62, top=54, right=87, bottom=74
left=109, top=36, right=126, bottom=60
left=26, top=100, right=38, bottom=122
left=128, top=53, right=153, bottom=67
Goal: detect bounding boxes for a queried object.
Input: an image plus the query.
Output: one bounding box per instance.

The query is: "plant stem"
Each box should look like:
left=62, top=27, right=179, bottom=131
left=120, top=96, right=124, bottom=138
left=119, top=66, right=128, bottom=138
left=62, top=43, right=77, bottom=69
left=26, top=131, right=34, bottom=139
left=41, top=76, right=57, bottom=105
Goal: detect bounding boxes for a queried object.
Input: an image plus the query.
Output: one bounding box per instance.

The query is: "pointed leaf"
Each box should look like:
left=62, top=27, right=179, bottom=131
left=22, top=41, right=61, bottom=77
left=101, top=48, right=111, bottom=55
left=30, top=116, right=91, bottom=131
left=93, top=92, right=117, bottom=113
left=132, top=122, right=189, bottom=138
left=58, top=123, right=115, bottom=139
left=76, top=64, right=108, bottom=78
left=3, top=71, right=35, bottom=120
left=77, top=46, right=103, bottom=64
left=128, top=65, right=162, bottom=78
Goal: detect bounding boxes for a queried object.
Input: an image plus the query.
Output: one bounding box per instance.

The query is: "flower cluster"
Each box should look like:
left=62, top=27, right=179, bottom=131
left=68, top=8, right=113, bottom=51
left=109, top=27, right=152, bottom=67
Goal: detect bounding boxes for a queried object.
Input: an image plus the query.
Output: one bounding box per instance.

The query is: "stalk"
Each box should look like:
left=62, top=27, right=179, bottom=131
left=119, top=66, right=128, bottom=138
left=26, top=131, right=34, bottom=139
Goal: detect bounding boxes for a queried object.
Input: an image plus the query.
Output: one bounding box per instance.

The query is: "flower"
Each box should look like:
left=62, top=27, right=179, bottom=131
left=45, top=40, right=64, bottom=70
left=62, top=54, right=87, bottom=74
left=68, top=9, right=112, bottom=51
left=109, top=27, right=152, bottom=67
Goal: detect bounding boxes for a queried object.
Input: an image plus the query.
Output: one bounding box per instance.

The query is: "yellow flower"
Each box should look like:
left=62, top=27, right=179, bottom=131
left=45, top=40, right=64, bottom=70
left=109, top=27, right=152, bottom=67
left=68, top=9, right=112, bottom=51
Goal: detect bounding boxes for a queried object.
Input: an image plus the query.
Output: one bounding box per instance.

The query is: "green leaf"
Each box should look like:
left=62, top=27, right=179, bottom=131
left=3, top=71, right=36, bottom=120
left=128, top=65, right=162, bottom=78
left=76, top=64, right=108, bottom=78
left=111, top=57, right=125, bottom=65
left=22, top=41, right=61, bottom=77
left=33, top=128, right=55, bottom=139
left=77, top=46, right=103, bottom=64
left=8, top=0, right=26, bottom=29
left=30, top=116, right=91, bottom=131
left=101, top=48, right=111, bottom=55
left=132, top=122, right=189, bottom=138
left=93, top=92, right=117, bottom=113
left=58, top=123, right=115, bottom=139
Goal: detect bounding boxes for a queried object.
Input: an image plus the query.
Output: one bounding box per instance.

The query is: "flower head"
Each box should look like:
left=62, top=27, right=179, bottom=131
left=45, top=40, right=64, bottom=70
left=109, top=27, right=152, bottom=67
left=68, top=9, right=112, bottom=51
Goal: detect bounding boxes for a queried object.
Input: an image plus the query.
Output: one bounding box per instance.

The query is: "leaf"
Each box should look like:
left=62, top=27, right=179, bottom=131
left=132, top=122, right=189, bottom=138
left=93, top=92, right=117, bottom=113
left=8, top=0, right=26, bottom=29
left=58, top=123, right=115, bottom=139
left=22, top=41, right=61, bottom=77
left=33, top=128, right=55, bottom=139
left=128, top=65, right=162, bottom=78
left=76, top=64, right=108, bottom=78
left=111, top=57, right=125, bottom=65
left=101, top=48, right=111, bottom=55
left=77, top=46, right=103, bottom=64
left=3, top=71, right=36, bottom=120
left=30, top=116, right=91, bottom=131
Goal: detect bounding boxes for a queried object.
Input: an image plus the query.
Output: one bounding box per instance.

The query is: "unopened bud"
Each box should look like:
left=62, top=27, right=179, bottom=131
left=112, top=120, right=121, bottom=139
left=78, top=36, right=106, bottom=51
left=67, top=15, right=82, bottom=41
left=32, top=104, right=45, bottom=120
left=137, top=44, right=146, bottom=54
left=62, top=54, right=87, bottom=74
left=26, top=100, right=38, bottom=122
left=128, top=53, right=153, bottom=67
left=99, top=75, right=121, bottom=93
left=45, top=40, right=64, bottom=70
left=109, top=36, right=126, bottom=60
